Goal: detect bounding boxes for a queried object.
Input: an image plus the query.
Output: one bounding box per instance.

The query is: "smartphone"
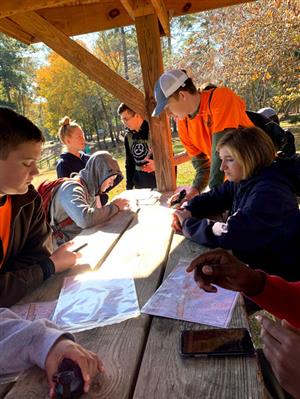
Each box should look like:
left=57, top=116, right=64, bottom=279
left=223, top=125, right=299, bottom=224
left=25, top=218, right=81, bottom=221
left=180, top=328, right=255, bottom=357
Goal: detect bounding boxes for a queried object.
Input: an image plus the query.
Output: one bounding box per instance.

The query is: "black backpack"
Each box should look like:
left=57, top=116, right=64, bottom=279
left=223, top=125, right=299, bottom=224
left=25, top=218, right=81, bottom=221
left=208, top=88, right=296, bottom=158
left=246, top=111, right=296, bottom=158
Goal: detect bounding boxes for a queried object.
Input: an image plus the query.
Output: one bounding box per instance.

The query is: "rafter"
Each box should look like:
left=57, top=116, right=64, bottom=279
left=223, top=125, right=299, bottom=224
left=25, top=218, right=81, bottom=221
left=0, top=18, right=33, bottom=44
left=150, top=0, right=170, bottom=36
left=11, top=11, right=146, bottom=117
left=120, top=0, right=135, bottom=20
left=0, top=0, right=105, bottom=19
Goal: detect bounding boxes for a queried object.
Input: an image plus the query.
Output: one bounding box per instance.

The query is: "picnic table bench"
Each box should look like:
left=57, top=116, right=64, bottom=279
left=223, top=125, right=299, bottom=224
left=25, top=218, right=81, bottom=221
left=2, top=190, right=265, bottom=399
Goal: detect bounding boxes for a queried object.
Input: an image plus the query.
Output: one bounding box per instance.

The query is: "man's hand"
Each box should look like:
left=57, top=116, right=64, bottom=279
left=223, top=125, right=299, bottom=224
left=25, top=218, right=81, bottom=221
left=168, top=186, right=199, bottom=208
left=171, top=208, right=192, bottom=233
left=141, top=158, right=155, bottom=173
left=50, top=241, right=81, bottom=274
left=111, top=198, right=130, bottom=211
left=261, top=316, right=300, bottom=398
left=186, top=248, right=266, bottom=296
left=45, top=338, right=104, bottom=398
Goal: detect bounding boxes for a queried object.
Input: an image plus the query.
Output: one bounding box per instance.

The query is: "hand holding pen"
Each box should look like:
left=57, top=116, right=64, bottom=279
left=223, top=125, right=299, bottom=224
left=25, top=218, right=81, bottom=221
left=169, top=189, right=187, bottom=208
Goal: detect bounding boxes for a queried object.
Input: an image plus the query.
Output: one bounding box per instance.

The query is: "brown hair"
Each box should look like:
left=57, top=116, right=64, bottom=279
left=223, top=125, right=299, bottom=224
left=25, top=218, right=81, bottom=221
left=117, top=103, right=135, bottom=116
left=217, top=126, right=276, bottom=179
left=58, top=116, right=81, bottom=143
left=0, top=107, right=44, bottom=160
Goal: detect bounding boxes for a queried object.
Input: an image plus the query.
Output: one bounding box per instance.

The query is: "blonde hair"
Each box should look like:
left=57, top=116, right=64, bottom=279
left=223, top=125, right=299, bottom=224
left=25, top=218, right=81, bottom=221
left=217, top=127, right=276, bottom=180
left=58, top=116, right=81, bottom=143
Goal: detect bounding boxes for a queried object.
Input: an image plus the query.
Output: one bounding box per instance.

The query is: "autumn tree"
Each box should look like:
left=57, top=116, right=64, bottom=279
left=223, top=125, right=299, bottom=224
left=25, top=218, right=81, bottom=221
left=165, top=0, right=299, bottom=113
left=0, top=33, right=35, bottom=113
left=35, top=44, right=118, bottom=146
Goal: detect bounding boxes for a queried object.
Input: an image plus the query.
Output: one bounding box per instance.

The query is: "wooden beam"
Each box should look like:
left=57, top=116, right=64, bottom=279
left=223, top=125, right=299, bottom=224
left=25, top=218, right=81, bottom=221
left=35, top=2, right=133, bottom=42
left=1, top=0, right=255, bottom=44
left=150, top=0, right=170, bottom=36
left=120, top=0, right=135, bottom=20
left=135, top=14, right=176, bottom=192
left=167, top=0, right=255, bottom=16
left=0, top=0, right=101, bottom=19
left=11, top=11, right=146, bottom=117
left=0, top=18, right=34, bottom=44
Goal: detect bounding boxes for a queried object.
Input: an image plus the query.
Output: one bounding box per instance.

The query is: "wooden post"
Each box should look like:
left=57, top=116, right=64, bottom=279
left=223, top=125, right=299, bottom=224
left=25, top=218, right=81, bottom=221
left=135, top=13, right=176, bottom=192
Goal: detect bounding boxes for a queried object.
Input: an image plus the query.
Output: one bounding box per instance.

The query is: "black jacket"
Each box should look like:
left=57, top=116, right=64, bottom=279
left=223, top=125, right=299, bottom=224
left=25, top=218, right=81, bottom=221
left=0, top=186, right=54, bottom=306
left=124, top=120, right=156, bottom=189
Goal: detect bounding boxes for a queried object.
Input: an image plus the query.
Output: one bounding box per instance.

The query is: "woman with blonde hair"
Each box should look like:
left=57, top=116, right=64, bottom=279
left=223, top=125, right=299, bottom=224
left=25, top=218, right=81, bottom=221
left=172, top=126, right=300, bottom=281
left=56, top=116, right=90, bottom=178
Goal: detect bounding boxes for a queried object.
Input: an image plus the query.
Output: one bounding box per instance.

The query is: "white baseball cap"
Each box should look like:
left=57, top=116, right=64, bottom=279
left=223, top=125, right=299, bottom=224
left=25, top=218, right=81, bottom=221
left=152, top=70, right=189, bottom=117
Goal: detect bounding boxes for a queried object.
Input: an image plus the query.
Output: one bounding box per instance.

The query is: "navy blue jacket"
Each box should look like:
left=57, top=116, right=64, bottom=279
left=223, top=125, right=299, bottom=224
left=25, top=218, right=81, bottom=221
left=183, top=157, right=300, bottom=281
left=56, top=152, right=90, bottom=178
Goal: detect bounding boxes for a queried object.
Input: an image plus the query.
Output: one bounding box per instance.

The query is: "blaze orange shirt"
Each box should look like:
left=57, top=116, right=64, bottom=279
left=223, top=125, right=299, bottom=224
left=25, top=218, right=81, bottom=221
left=177, top=87, right=254, bottom=158
left=0, top=195, right=12, bottom=268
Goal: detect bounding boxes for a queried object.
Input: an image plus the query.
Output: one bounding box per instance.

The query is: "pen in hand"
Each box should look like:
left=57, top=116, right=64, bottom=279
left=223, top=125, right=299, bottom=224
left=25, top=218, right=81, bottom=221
left=73, top=243, right=88, bottom=252
left=170, top=189, right=186, bottom=207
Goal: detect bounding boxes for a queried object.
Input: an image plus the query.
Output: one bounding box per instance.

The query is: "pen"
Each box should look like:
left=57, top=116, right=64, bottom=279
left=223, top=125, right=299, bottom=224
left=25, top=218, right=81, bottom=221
left=73, top=243, right=88, bottom=252
left=171, top=189, right=186, bottom=207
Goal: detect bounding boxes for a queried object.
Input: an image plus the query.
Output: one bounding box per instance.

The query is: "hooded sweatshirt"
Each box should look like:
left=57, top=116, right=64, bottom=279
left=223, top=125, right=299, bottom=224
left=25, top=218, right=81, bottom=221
left=50, top=151, right=123, bottom=245
left=0, top=308, right=74, bottom=376
left=56, top=151, right=90, bottom=178
left=182, top=156, right=300, bottom=281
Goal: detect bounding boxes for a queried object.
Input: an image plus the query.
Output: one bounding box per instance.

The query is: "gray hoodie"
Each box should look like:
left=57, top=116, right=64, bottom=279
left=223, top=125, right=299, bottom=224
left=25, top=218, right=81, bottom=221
left=50, top=151, right=123, bottom=245
left=0, top=308, right=73, bottom=377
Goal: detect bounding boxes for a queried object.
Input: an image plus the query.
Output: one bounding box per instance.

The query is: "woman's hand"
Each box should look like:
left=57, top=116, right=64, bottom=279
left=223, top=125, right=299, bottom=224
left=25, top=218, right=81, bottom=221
left=171, top=208, right=192, bottom=232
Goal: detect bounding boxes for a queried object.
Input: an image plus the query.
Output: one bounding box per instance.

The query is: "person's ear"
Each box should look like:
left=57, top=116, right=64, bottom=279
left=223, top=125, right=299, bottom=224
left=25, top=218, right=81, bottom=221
left=64, top=135, right=71, bottom=145
left=179, top=90, right=187, bottom=102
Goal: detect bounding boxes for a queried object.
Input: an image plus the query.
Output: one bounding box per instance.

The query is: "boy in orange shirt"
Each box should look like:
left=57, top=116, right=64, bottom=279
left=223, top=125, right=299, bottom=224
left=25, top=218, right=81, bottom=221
left=0, top=107, right=80, bottom=307
left=152, top=70, right=253, bottom=202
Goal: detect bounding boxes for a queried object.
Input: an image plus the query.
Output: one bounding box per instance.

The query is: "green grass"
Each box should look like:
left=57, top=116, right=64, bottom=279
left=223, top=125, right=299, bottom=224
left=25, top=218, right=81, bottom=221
left=33, top=138, right=195, bottom=197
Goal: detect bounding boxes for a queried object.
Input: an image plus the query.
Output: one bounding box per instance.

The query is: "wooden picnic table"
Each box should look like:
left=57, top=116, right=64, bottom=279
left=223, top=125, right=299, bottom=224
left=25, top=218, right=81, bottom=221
left=2, top=190, right=265, bottom=399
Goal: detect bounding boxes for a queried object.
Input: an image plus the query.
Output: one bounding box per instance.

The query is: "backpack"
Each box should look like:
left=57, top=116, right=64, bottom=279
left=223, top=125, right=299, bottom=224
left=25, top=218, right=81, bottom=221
left=208, top=89, right=296, bottom=158
left=37, top=178, right=75, bottom=237
left=246, top=111, right=296, bottom=157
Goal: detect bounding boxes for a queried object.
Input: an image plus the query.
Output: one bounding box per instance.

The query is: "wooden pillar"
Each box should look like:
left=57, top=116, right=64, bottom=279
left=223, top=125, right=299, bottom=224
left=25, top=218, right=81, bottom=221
left=135, top=13, right=176, bottom=192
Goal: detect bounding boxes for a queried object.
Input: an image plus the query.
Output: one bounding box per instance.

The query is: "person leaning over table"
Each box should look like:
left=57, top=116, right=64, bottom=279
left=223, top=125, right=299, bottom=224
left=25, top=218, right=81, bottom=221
left=0, top=308, right=103, bottom=398
left=186, top=248, right=300, bottom=399
left=172, top=126, right=300, bottom=281
left=152, top=69, right=254, bottom=204
left=0, top=107, right=81, bottom=307
left=49, top=150, right=130, bottom=246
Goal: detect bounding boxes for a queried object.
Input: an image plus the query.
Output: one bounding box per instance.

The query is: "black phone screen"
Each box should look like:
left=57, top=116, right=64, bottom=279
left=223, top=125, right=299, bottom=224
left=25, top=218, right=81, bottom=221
left=180, top=328, right=255, bottom=357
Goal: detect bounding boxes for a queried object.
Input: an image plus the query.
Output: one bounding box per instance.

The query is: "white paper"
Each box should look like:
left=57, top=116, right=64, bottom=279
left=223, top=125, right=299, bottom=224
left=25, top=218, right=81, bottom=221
left=52, top=265, right=140, bottom=332
left=142, top=260, right=239, bottom=328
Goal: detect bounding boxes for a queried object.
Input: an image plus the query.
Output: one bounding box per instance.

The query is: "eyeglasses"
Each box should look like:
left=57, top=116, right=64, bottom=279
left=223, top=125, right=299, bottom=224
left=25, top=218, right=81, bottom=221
left=121, top=114, right=135, bottom=124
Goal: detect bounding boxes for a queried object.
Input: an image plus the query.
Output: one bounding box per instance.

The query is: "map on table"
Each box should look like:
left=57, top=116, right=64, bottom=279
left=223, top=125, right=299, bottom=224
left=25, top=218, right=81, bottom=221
left=116, top=188, right=161, bottom=207
left=11, top=301, right=57, bottom=321
left=142, top=260, right=239, bottom=328
left=52, top=263, right=140, bottom=332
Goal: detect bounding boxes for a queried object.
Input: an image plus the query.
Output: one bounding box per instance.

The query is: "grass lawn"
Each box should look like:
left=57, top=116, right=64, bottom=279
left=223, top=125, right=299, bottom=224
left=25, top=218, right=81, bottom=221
left=32, top=138, right=195, bottom=197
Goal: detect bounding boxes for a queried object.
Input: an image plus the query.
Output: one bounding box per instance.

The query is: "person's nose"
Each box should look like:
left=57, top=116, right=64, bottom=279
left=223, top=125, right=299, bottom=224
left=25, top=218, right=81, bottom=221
left=31, top=162, right=39, bottom=177
left=220, top=160, right=226, bottom=171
